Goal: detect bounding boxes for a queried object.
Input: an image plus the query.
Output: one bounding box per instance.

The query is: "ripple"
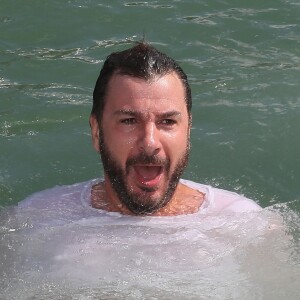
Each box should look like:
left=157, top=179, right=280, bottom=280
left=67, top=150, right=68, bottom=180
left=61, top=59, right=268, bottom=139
left=228, top=7, right=278, bottom=16
left=0, top=77, right=15, bottom=88
left=181, top=16, right=217, bottom=26
left=0, top=16, right=12, bottom=23
left=24, top=83, right=91, bottom=105
left=0, top=121, right=15, bottom=137
left=180, top=7, right=278, bottom=25
left=33, top=91, right=89, bottom=105
left=4, top=35, right=139, bottom=64
left=197, top=98, right=292, bottom=115
left=124, top=2, right=149, bottom=6
left=124, top=2, right=173, bottom=8
left=67, top=1, right=111, bottom=9
left=8, top=47, right=101, bottom=64
left=1, top=79, right=90, bottom=106
left=269, top=24, right=298, bottom=29
left=93, top=36, right=138, bottom=48
left=5, top=47, right=98, bottom=64
left=0, top=118, right=70, bottom=138
left=240, top=60, right=299, bottom=70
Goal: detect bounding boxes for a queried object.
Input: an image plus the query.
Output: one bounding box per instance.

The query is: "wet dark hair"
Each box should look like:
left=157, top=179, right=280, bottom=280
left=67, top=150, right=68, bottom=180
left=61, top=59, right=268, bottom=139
left=92, top=42, right=192, bottom=120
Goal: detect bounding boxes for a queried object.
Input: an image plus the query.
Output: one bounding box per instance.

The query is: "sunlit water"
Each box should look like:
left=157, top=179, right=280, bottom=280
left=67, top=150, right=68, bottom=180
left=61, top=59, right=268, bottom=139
left=1, top=0, right=300, bottom=298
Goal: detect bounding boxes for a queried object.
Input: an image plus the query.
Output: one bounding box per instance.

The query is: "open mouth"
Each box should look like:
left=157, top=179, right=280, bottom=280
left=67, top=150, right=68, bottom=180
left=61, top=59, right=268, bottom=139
left=133, top=165, right=163, bottom=187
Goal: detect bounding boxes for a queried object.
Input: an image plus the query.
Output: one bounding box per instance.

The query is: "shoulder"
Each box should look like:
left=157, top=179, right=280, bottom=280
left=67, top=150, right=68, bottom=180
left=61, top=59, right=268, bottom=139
left=212, top=187, right=261, bottom=212
left=180, top=179, right=261, bottom=213
left=18, top=180, right=94, bottom=209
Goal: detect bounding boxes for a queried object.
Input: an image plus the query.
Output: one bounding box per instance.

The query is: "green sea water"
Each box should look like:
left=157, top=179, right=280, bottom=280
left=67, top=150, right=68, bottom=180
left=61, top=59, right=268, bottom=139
left=1, top=1, right=300, bottom=298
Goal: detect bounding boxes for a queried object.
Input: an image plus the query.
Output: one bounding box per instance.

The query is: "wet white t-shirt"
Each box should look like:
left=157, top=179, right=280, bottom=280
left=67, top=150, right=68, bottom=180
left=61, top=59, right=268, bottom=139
left=5, top=179, right=291, bottom=300
left=19, top=178, right=261, bottom=214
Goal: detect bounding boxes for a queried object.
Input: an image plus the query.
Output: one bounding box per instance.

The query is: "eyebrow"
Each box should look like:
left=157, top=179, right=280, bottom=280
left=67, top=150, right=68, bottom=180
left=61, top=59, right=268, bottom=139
left=113, top=109, right=182, bottom=118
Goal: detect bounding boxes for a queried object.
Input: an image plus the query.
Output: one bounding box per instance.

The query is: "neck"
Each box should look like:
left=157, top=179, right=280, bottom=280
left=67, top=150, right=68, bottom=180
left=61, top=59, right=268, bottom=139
left=91, top=177, right=205, bottom=216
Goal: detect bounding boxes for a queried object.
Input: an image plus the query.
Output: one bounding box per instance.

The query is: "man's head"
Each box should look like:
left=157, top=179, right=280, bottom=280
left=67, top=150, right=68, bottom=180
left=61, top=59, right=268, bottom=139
left=91, top=42, right=192, bottom=121
left=90, top=42, right=192, bottom=215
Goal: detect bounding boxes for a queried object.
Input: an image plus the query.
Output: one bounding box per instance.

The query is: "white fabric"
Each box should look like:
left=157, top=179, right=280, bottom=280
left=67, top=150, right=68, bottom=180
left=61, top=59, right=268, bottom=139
left=19, top=178, right=261, bottom=215
left=9, top=180, right=291, bottom=300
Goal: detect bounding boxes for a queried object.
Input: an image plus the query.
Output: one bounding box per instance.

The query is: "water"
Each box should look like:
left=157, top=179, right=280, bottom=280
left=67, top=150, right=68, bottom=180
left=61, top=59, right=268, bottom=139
left=1, top=0, right=300, bottom=298
left=1, top=194, right=299, bottom=299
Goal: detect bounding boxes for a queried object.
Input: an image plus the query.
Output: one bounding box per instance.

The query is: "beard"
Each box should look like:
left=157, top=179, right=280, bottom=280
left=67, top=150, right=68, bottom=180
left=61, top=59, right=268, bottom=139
left=99, top=127, right=190, bottom=215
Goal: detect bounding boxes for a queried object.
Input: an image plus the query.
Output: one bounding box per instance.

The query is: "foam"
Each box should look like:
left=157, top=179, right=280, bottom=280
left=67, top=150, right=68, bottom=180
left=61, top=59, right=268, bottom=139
left=1, top=194, right=299, bottom=299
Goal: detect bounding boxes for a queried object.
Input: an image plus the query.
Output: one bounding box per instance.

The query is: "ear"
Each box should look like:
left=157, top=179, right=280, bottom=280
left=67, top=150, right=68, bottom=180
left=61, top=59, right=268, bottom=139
left=89, top=114, right=100, bottom=152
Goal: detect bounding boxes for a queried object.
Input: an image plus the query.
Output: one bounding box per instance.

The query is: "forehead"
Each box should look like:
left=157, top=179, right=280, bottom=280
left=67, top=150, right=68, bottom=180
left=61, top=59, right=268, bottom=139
left=105, top=72, right=187, bottom=114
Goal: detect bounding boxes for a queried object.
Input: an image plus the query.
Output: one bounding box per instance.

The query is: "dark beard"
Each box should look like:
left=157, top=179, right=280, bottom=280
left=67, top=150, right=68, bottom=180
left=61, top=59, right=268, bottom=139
left=99, top=127, right=189, bottom=215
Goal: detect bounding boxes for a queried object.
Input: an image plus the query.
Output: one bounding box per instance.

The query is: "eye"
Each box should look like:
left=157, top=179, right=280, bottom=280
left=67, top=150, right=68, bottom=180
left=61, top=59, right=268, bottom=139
left=160, top=119, right=177, bottom=126
left=120, top=118, right=137, bottom=125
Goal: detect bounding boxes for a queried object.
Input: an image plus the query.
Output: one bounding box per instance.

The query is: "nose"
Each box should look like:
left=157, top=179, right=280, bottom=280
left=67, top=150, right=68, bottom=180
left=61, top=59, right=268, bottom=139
left=138, top=122, right=161, bottom=156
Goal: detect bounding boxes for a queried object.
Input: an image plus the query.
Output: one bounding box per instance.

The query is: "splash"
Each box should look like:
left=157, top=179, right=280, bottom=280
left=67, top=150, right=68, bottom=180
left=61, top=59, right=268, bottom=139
left=1, top=200, right=299, bottom=299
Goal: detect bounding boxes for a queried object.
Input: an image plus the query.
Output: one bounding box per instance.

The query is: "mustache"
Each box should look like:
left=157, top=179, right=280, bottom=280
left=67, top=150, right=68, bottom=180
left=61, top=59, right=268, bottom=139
left=126, top=152, right=170, bottom=168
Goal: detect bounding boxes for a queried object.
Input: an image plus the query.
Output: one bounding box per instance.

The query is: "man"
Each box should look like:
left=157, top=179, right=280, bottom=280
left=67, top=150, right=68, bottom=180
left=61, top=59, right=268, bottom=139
left=87, top=42, right=261, bottom=216
left=10, top=43, right=264, bottom=296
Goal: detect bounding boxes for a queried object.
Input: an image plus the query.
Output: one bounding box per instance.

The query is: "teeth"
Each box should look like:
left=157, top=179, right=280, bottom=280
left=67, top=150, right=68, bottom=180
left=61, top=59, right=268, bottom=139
left=134, top=166, right=161, bottom=180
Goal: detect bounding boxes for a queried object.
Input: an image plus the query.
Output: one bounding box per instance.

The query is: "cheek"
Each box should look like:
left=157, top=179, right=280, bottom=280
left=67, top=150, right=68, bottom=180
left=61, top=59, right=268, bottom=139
left=163, top=135, right=188, bottom=159
left=118, top=137, right=137, bottom=153
left=122, top=125, right=137, bottom=134
left=125, top=135, right=137, bottom=146
left=166, top=129, right=189, bottom=146
left=108, top=134, right=137, bottom=161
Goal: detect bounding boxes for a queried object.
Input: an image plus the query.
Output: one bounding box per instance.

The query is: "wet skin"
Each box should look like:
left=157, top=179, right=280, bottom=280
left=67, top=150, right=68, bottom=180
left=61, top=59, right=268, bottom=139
left=90, top=72, right=204, bottom=216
